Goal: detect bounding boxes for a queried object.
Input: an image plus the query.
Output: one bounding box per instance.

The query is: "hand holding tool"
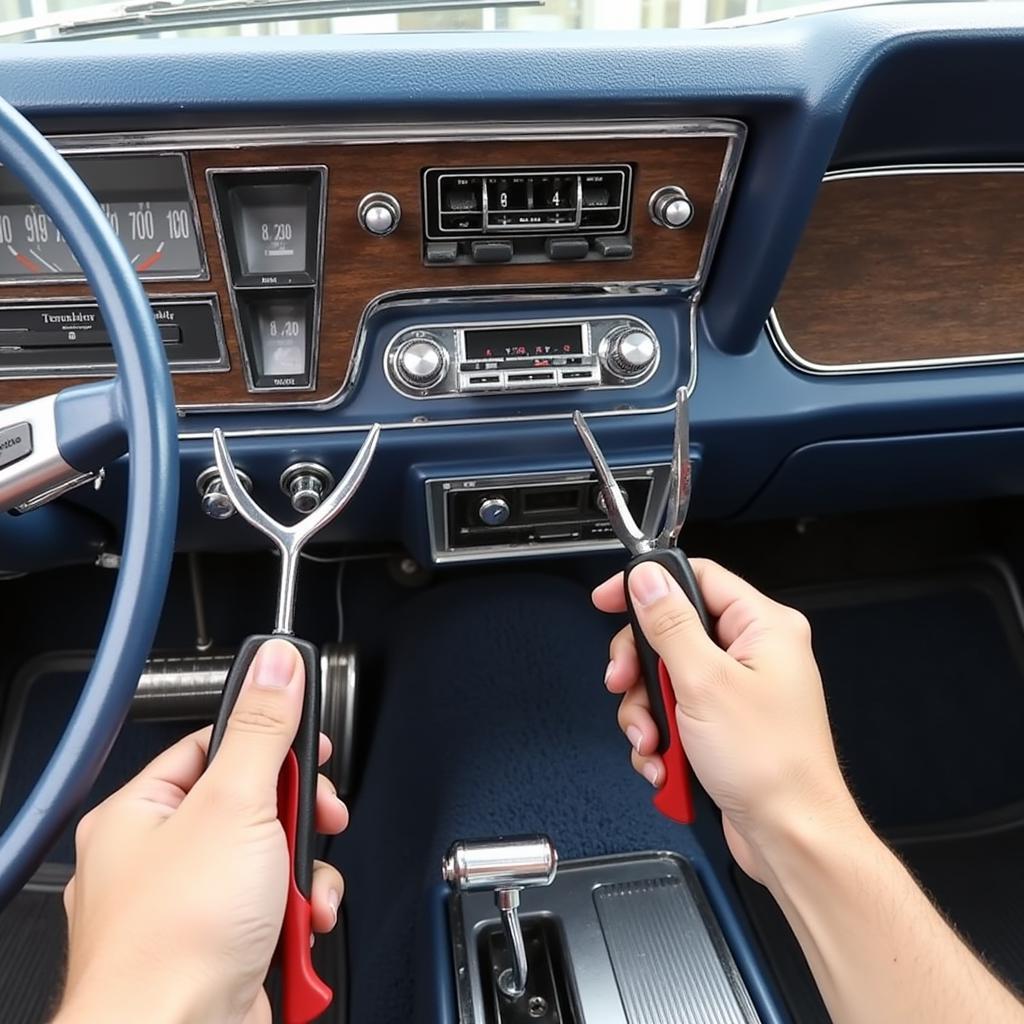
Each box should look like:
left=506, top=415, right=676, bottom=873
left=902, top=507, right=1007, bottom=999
left=574, top=389, right=710, bottom=824
left=206, top=424, right=380, bottom=1024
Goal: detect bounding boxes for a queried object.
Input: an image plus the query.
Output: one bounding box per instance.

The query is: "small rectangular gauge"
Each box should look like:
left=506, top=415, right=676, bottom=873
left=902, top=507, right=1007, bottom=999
left=463, top=323, right=585, bottom=361
left=236, top=291, right=314, bottom=390
left=210, top=168, right=325, bottom=288
left=0, top=154, right=205, bottom=283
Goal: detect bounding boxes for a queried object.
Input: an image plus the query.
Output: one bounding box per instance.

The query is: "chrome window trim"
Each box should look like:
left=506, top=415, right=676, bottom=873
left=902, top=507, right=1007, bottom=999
left=25, top=118, right=743, bottom=414
left=0, top=293, right=228, bottom=379
left=0, top=152, right=207, bottom=287
left=205, top=164, right=327, bottom=394
left=769, top=162, right=1024, bottom=377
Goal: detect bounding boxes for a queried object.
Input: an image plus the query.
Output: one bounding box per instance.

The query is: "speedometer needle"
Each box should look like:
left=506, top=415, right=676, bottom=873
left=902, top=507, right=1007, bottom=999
left=135, top=241, right=165, bottom=273
left=7, top=245, right=41, bottom=274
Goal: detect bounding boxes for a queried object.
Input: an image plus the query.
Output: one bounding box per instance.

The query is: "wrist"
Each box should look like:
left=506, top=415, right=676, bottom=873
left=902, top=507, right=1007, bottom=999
left=56, top=955, right=225, bottom=1024
left=754, top=790, right=877, bottom=898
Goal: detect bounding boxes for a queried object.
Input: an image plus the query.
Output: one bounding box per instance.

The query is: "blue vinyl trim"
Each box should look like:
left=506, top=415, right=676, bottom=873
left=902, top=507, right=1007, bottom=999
left=0, top=96, right=178, bottom=903
left=54, top=378, right=126, bottom=471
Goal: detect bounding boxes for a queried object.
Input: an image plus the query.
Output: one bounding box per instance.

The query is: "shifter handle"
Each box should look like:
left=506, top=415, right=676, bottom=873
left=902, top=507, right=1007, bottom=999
left=442, top=835, right=557, bottom=892
left=443, top=835, right=557, bottom=1001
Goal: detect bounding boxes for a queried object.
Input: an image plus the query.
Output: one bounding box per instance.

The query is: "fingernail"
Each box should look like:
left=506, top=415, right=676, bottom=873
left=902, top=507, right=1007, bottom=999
left=629, top=563, right=671, bottom=607
left=252, top=640, right=297, bottom=689
left=626, top=725, right=643, bottom=752
left=642, top=763, right=660, bottom=787
left=604, top=660, right=615, bottom=687
left=328, top=889, right=340, bottom=923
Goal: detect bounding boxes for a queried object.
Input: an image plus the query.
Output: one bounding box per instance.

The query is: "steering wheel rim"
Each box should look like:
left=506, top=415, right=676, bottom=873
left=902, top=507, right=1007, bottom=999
left=0, top=98, right=179, bottom=905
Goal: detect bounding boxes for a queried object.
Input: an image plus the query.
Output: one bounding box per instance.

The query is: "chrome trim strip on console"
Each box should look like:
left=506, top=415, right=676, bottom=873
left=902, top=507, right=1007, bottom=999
left=769, top=163, right=1024, bottom=377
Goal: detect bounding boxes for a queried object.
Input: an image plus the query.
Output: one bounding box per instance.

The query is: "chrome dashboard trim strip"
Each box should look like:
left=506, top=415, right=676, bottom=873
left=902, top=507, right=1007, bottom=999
left=769, top=162, right=1024, bottom=377
left=204, top=163, right=327, bottom=394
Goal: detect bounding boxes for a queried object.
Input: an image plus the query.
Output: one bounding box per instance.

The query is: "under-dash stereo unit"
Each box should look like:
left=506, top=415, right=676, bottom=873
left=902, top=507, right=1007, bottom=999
left=427, top=465, right=671, bottom=563
left=422, top=164, right=633, bottom=265
left=384, top=315, right=660, bottom=399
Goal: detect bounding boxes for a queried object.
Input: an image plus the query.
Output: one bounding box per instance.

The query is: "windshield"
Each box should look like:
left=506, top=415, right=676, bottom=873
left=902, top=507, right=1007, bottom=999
left=0, top=0, right=988, bottom=44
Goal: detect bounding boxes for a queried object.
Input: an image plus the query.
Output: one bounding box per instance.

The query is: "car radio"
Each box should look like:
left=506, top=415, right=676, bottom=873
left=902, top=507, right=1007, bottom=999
left=384, top=315, right=660, bottom=398
left=421, top=164, right=633, bottom=265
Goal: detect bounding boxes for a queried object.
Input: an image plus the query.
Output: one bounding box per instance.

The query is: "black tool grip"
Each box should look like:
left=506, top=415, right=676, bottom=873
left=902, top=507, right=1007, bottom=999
left=623, top=548, right=711, bottom=755
left=207, top=634, right=321, bottom=897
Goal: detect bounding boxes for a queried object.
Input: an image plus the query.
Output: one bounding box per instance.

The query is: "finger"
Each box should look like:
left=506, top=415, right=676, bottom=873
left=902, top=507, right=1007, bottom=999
left=627, top=562, right=736, bottom=717
left=593, top=572, right=626, bottom=613
left=315, top=774, right=349, bottom=835
left=112, top=726, right=214, bottom=812
left=310, top=860, right=344, bottom=933
left=630, top=747, right=664, bottom=788
left=605, top=625, right=640, bottom=693
left=318, top=732, right=333, bottom=767
left=63, top=875, right=75, bottom=917
left=205, top=639, right=305, bottom=806
left=616, top=686, right=659, bottom=755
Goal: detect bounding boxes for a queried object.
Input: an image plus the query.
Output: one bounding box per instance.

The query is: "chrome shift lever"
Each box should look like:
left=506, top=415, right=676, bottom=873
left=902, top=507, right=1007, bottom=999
left=212, top=425, right=381, bottom=634
left=442, top=835, right=558, bottom=1000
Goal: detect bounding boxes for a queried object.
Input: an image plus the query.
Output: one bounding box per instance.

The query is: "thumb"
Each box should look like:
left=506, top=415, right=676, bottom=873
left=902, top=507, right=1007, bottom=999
left=206, top=638, right=305, bottom=808
left=627, top=561, right=733, bottom=717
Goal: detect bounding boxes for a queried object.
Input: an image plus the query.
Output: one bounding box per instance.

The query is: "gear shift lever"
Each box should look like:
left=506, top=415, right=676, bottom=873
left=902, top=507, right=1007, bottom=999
left=442, top=835, right=558, bottom=1000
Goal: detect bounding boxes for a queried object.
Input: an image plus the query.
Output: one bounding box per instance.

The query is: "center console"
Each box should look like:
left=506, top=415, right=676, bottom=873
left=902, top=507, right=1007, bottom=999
left=443, top=837, right=761, bottom=1024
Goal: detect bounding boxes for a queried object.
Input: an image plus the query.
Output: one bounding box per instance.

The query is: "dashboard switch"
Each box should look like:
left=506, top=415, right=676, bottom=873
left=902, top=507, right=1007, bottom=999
left=281, top=463, right=335, bottom=515
left=197, top=466, right=252, bottom=520
left=470, top=240, right=514, bottom=263
left=648, top=186, right=694, bottom=229
left=545, top=237, right=590, bottom=260
left=357, top=192, right=401, bottom=236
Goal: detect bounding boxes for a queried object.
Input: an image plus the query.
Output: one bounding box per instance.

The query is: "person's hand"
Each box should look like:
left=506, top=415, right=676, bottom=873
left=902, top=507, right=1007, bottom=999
left=594, top=558, right=861, bottom=884
left=55, top=638, right=349, bottom=1024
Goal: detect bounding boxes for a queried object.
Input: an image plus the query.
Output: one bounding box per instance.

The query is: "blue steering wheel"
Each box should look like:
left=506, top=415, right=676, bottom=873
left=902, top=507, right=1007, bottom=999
left=0, top=99, right=179, bottom=905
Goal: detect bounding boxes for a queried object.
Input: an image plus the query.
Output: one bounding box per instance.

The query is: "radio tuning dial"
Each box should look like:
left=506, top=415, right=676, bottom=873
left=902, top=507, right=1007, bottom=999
left=395, top=333, right=447, bottom=389
left=602, top=325, right=658, bottom=380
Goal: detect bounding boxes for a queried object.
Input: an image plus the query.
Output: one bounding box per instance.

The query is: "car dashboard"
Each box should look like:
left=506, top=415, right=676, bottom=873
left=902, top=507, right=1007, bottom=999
left=1, top=4, right=1023, bottom=573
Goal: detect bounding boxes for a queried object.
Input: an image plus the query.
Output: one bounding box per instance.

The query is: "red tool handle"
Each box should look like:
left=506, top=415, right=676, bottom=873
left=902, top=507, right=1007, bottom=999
left=208, top=634, right=332, bottom=1024
left=623, top=547, right=711, bottom=824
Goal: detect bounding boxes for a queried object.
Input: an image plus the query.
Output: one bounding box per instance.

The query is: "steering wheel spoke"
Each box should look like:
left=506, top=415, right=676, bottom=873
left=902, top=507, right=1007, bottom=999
left=0, top=379, right=127, bottom=513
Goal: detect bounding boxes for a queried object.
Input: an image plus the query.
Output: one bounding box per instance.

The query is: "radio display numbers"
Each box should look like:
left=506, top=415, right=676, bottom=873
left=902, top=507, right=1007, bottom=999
left=463, top=323, right=585, bottom=361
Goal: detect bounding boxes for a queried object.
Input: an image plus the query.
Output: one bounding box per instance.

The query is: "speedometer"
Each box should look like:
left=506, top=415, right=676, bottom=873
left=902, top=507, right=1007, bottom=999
left=0, top=154, right=205, bottom=282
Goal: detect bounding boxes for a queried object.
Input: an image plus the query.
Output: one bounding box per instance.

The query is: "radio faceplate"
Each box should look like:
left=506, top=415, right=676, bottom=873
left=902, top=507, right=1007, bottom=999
left=427, top=465, right=670, bottom=563
left=384, top=315, right=660, bottom=399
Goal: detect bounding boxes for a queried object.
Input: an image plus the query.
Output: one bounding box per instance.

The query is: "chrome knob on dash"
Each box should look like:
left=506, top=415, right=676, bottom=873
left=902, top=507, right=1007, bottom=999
left=280, top=463, right=335, bottom=515
left=442, top=835, right=558, bottom=1000
left=603, top=325, right=657, bottom=379
left=357, top=191, right=402, bottom=236
left=648, top=185, right=694, bottom=229
left=394, top=333, right=447, bottom=390
left=197, top=466, right=253, bottom=520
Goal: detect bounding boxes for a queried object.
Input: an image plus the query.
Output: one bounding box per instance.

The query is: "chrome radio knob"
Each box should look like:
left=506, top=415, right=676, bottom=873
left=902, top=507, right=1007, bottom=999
left=394, top=333, right=447, bottom=389
left=357, top=192, right=401, bottom=236
left=648, top=186, right=694, bottom=229
left=602, top=325, right=658, bottom=380
left=478, top=497, right=511, bottom=527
